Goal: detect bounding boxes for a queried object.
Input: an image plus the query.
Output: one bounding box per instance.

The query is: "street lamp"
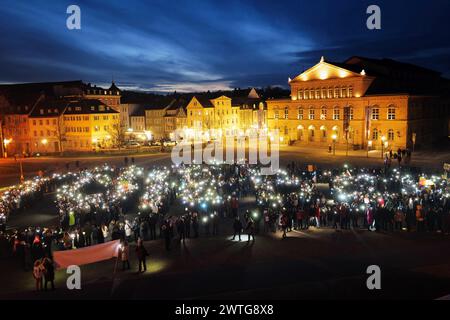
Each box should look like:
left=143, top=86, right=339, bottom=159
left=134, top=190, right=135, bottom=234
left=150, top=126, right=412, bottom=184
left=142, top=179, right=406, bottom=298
left=331, top=134, right=337, bottom=155
left=381, top=136, right=386, bottom=159
left=41, top=138, right=48, bottom=153
left=3, top=138, right=12, bottom=158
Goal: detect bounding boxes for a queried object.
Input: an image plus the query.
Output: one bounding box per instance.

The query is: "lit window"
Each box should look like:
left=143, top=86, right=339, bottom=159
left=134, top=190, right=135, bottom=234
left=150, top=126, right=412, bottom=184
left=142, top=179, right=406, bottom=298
left=348, top=86, right=353, bottom=97
left=387, top=107, right=396, bottom=120
left=284, top=107, right=289, bottom=119
left=321, top=88, right=327, bottom=99
left=334, top=87, right=339, bottom=98
left=372, top=108, right=379, bottom=120
left=320, top=107, right=327, bottom=120
left=297, top=108, right=303, bottom=120
left=315, top=89, right=320, bottom=99
left=328, top=87, right=333, bottom=99
left=348, top=108, right=353, bottom=120
left=333, top=108, right=340, bottom=120
left=341, top=86, right=347, bottom=98
left=310, top=89, right=314, bottom=99
left=309, top=108, right=315, bottom=120
left=388, top=129, right=395, bottom=141
left=274, top=109, right=279, bottom=119
left=304, top=90, right=309, bottom=100
left=372, top=128, right=378, bottom=140
left=298, top=89, right=303, bottom=100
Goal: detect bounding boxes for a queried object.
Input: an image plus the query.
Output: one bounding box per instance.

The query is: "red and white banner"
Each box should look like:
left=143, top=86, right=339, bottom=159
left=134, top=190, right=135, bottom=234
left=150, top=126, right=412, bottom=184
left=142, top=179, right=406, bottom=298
left=54, top=240, right=120, bottom=269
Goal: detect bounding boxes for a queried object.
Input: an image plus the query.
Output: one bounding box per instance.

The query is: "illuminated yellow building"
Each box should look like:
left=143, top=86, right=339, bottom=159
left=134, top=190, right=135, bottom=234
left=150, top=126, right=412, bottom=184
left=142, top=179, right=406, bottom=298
left=63, top=100, right=120, bottom=151
left=185, top=90, right=265, bottom=140
left=267, top=56, right=450, bottom=150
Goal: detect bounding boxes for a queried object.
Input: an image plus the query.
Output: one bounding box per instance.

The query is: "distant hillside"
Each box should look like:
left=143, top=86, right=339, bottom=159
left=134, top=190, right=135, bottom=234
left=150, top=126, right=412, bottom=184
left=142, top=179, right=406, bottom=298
left=120, top=86, right=290, bottom=104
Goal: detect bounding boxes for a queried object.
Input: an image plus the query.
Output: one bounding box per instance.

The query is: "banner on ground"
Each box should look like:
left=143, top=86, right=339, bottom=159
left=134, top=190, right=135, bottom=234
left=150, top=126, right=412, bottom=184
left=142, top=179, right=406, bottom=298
left=54, top=240, right=120, bottom=269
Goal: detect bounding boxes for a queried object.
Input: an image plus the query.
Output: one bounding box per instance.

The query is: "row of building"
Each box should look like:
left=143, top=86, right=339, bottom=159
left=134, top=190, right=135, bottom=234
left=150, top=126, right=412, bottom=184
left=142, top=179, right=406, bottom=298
left=1, top=56, right=449, bottom=155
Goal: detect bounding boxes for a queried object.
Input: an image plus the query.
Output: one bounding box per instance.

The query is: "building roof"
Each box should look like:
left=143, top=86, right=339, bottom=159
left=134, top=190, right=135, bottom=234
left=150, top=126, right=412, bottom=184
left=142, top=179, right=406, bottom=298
left=63, top=99, right=119, bottom=115
left=194, top=96, right=214, bottom=108
left=144, top=97, right=175, bottom=110
left=130, top=105, right=146, bottom=117
left=29, top=98, right=70, bottom=118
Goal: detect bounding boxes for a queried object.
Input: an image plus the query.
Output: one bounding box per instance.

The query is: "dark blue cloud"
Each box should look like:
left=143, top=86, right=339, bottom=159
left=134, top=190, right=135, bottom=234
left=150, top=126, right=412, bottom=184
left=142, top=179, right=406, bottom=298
left=0, top=0, right=449, bottom=92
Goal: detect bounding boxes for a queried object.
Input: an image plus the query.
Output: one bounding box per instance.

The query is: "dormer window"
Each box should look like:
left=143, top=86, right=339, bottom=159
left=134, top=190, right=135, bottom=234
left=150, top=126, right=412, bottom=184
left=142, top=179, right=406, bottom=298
left=40, top=109, right=44, bottom=115
left=91, top=106, right=95, bottom=111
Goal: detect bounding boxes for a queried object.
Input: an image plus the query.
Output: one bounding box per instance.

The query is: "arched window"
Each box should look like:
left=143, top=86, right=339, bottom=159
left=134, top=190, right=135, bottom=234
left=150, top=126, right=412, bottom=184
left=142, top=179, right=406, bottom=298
left=372, top=128, right=378, bottom=140
left=320, top=107, right=327, bottom=120
left=309, top=108, right=315, bottom=120
left=387, top=106, right=396, bottom=120
left=333, top=107, right=340, bottom=120
left=297, top=108, right=303, bottom=120
left=388, top=129, right=395, bottom=141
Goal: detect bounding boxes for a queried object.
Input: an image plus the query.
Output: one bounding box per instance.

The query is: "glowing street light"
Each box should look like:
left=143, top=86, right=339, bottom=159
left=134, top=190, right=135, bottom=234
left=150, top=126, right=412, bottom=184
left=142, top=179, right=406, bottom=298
left=3, top=138, right=12, bottom=158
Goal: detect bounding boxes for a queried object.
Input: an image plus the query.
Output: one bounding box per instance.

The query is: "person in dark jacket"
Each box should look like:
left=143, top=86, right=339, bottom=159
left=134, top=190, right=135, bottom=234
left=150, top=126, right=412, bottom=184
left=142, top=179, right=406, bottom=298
left=43, top=257, right=55, bottom=291
left=135, top=239, right=148, bottom=272
left=232, top=217, right=242, bottom=241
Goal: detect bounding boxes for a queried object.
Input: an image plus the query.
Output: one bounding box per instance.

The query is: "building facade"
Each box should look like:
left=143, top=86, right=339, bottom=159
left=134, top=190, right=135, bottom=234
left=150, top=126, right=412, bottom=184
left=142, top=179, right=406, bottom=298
left=267, top=56, right=450, bottom=150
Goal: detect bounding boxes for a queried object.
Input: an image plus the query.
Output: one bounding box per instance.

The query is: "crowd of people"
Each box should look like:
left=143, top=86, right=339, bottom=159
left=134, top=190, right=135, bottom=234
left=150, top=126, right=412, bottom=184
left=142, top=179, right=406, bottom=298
left=1, top=161, right=450, bottom=291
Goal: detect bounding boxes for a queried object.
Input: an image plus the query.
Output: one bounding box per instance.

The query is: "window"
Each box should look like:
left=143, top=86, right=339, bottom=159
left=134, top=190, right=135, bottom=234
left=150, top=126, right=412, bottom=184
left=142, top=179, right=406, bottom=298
left=297, top=108, right=303, bottom=120
left=315, top=89, right=320, bottom=99
left=39, top=120, right=43, bottom=125
left=320, top=107, right=327, bottom=120
left=321, top=88, right=327, bottom=99
left=333, top=108, right=340, bottom=120
left=40, top=109, right=44, bottom=115
left=310, top=89, right=314, bottom=99
left=372, top=128, right=378, bottom=140
left=388, top=129, right=395, bottom=141
left=274, top=109, right=279, bottom=119
left=46, top=120, right=50, bottom=125
left=284, top=107, right=289, bottom=119
left=334, top=87, right=339, bottom=98
left=387, top=107, right=396, bottom=120
left=309, top=108, right=315, bottom=120
left=372, top=108, right=379, bottom=120
left=348, top=107, right=353, bottom=120
left=33, top=120, right=36, bottom=125
left=341, top=86, right=347, bottom=98
left=298, top=89, right=303, bottom=100
left=304, top=90, right=309, bottom=100
left=348, top=86, right=353, bottom=97
left=328, top=87, right=333, bottom=99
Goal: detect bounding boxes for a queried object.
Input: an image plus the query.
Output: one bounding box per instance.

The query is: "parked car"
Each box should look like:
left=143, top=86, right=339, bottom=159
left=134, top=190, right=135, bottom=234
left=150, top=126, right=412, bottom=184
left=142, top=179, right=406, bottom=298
left=124, top=142, right=141, bottom=148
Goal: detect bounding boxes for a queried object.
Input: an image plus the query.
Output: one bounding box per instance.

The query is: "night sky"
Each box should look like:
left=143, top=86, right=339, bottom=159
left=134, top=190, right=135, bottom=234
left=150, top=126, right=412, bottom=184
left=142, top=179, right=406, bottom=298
left=1, top=0, right=450, bottom=92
